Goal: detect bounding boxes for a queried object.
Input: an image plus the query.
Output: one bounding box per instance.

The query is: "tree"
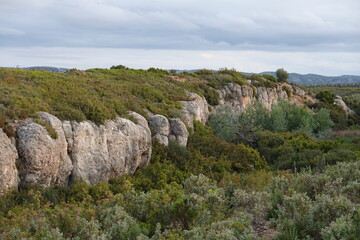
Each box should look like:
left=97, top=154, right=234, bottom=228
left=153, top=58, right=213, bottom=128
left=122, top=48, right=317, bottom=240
left=276, top=68, right=289, bottom=83
left=110, top=65, right=128, bottom=70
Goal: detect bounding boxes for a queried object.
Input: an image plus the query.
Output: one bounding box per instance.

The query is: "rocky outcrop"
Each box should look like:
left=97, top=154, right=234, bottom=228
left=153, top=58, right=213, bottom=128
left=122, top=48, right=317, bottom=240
left=217, top=84, right=255, bottom=112
left=335, top=96, right=355, bottom=115
left=1, top=81, right=355, bottom=194
left=216, top=83, right=314, bottom=112
left=16, top=112, right=73, bottom=187
left=1, top=111, right=152, bottom=191
left=180, top=92, right=210, bottom=128
left=64, top=112, right=152, bottom=185
left=149, top=115, right=189, bottom=147
left=0, top=129, right=19, bottom=194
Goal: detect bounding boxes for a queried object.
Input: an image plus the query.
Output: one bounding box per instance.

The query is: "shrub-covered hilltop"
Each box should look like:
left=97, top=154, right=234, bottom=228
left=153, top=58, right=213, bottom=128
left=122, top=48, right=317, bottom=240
left=0, top=66, right=360, bottom=239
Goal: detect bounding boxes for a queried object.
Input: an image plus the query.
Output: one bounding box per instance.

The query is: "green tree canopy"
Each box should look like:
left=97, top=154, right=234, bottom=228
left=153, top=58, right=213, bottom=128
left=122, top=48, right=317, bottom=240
left=276, top=68, right=289, bottom=83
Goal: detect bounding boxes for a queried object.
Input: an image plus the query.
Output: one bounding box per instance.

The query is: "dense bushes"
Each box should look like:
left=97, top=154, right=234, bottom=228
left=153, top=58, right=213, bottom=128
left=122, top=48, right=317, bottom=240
left=1, top=161, right=360, bottom=239
left=310, top=87, right=360, bottom=129
left=208, top=101, right=360, bottom=171
left=209, top=100, right=334, bottom=144
left=130, top=122, right=267, bottom=192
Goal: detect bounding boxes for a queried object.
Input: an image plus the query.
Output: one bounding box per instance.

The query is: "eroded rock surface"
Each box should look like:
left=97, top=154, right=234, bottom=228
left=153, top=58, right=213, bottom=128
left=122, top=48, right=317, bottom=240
left=17, top=112, right=72, bottom=187
left=0, top=129, right=19, bottom=194
left=217, top=84, right=255, bottom=112
left=169, top=118, right=189, bottom=146
left=216, top=83, right=313, bottom=112
left=180, top=92, right=210, bottom=128
left=66, top=112, right=152, bottom=184
left=149, top=115, right=189, bottom=147
left=149, top=114, right=170, bottom=146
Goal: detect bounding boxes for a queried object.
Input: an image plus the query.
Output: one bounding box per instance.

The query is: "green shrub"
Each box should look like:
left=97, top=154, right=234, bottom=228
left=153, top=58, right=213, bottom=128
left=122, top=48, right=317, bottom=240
left=195, top=69, right=214, bottom=75
left=89, top=182, right=113, bottom=202
left=263, top=74, right=277, bottom=82
left=316, top=91, right=337, bottom=104
left=34, top=118, right=58, bottom=139
left=67, top=181, right=92, bottom=203
left=321, top=214, right=360, bottom=240
left=282, top=85, right=292, bottom=97
left=183, top=174, right=217, bottom=196
left=98, top=204, right=148, bottom=240
left=309, top=194, right=353, bottom=238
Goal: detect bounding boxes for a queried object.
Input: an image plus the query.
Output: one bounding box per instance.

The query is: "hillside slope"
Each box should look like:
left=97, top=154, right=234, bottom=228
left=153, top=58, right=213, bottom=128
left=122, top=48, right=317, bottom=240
left=0, top=67, right=320, bottom=193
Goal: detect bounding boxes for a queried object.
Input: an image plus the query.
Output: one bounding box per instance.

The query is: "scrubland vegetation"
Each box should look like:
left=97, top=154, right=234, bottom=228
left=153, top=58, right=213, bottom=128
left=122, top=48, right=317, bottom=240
left=1, top=67, right=360, bottom=239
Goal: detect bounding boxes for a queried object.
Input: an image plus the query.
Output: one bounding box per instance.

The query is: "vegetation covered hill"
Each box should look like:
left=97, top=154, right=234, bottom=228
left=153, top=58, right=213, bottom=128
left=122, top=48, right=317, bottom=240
left=1, top=66, right=360, bottom=239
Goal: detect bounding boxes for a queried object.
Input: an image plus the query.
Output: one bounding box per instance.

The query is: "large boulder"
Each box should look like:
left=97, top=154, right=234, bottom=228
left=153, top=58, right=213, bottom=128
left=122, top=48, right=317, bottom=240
left=65, top=112, right=152, bottom=185
left=17, top=112, right=73, bottom=187
left=0, top=129, right=19, bottom=194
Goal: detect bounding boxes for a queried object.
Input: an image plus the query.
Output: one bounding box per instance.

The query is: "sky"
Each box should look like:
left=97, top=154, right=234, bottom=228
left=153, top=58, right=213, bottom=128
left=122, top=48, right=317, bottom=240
left=0, top=0, right=359, bottom=75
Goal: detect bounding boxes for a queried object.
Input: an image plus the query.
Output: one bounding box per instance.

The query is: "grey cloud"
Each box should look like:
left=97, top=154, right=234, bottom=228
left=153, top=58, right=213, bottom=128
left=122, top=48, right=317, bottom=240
left=0, top=0, right=359, bottom=52
left=0, top=0, right=359, bottom=75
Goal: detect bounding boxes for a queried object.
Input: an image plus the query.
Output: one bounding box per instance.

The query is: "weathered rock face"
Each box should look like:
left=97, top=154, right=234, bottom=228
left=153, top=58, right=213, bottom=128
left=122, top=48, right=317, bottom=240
left=217, top=84, right=255, bottom=112
left=65, top=112, right=152, bottom=185
left=149, top=115, right=170, bottom=146
left=180, top=92, right=210, bottom=128
left=216, top=82, right=313, bottom=113
left=335, top=95, right=355, bottom=115
left=17, top=112, right=73, bottom=187
left=0, top=129, right=19, bottom=194
left=292, top=85, right=306, bottom=96
left=169, top=118, right=189, bottom=146
left=149, top=115, right=189, bottom=147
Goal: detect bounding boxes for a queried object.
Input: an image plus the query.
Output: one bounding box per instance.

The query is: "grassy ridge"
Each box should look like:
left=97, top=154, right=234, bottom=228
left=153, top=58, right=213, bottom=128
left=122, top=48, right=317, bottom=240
left=0, top=68, right=197, bottom=125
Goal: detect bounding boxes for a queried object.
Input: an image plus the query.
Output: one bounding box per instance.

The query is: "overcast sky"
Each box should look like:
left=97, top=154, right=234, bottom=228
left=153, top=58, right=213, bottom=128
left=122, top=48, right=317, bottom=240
left=0, top=0, right=359, bottom=75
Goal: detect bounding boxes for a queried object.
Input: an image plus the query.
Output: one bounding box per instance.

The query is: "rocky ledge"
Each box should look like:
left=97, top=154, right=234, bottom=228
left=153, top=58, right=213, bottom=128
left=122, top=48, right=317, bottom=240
left=0, top=83, right=354, bottom=194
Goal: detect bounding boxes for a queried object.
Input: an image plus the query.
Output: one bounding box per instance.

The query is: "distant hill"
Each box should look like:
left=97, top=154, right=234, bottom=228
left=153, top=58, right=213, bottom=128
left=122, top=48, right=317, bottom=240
left=176, top=69, right=360, bottom=85
left=2, top=66, right=70, bottom=73
left=257, top=72, right=360, bottom=85
left=23, top=66, right=69, bottom=72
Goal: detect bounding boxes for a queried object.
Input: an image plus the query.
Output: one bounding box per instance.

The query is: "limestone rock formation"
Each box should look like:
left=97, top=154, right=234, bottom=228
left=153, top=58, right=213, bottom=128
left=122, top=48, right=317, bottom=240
left=0, top=129, right=19, bottom=194
left=149, top=115, right=189, bottom=147
left=65, top=112, right=152, bottom=184
left=180, top=92, right=210, bottom=128
left=216, top=82, right=313, bottom=113
left=17, top=112, right=73, bottom=187
left=217, top=84, right=255, bottom=112
left=149, top=114, right=170, bottom=146
left=169, top=118, right=189, bottom=146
